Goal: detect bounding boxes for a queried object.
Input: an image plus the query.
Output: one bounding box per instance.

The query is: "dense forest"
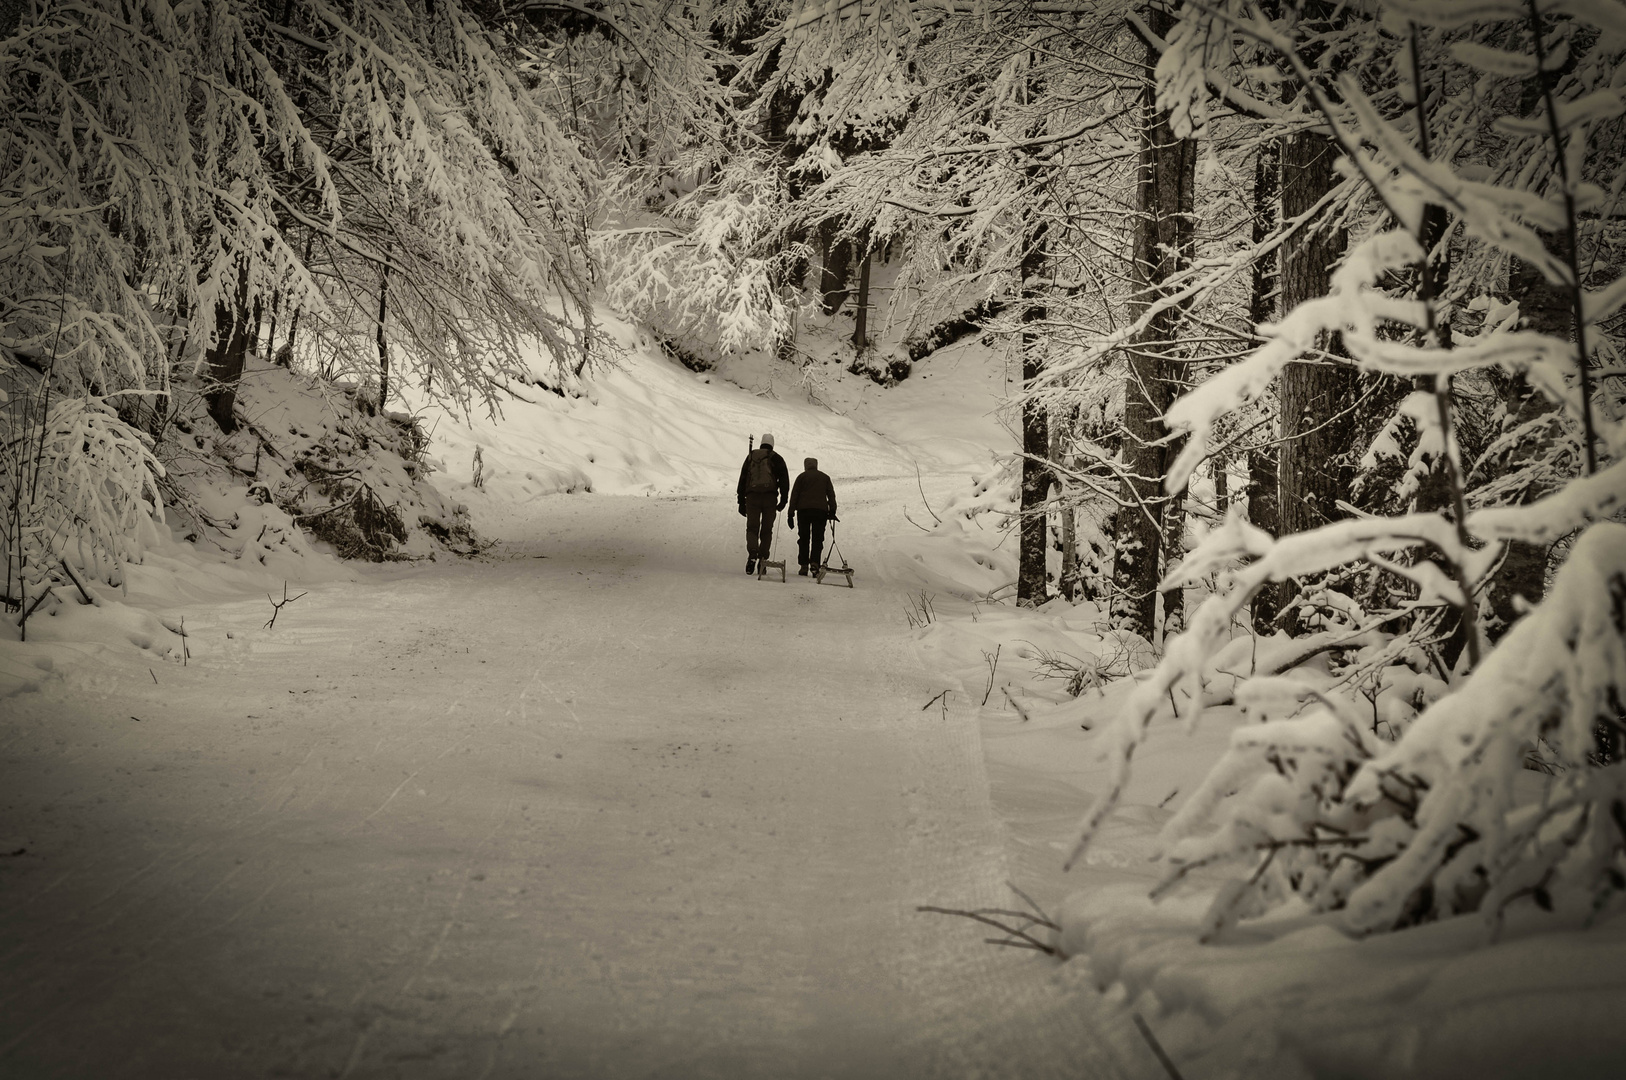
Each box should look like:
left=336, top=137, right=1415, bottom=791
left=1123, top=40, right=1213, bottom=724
left=4, top=0, right=1626, bottom=942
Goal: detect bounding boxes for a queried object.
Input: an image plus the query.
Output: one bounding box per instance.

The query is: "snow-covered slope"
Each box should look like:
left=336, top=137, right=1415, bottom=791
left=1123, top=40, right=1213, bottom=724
left=406, top=306, right=1012, bottom=538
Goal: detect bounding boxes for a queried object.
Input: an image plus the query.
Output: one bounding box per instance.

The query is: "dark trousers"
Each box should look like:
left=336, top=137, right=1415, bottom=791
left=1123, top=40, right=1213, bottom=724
left=745, top=501, right=777, bottom=560
left=797, top=512, right=828, bottom=569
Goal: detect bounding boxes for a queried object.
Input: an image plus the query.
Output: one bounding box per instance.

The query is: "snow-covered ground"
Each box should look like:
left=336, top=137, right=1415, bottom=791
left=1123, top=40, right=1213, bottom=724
left=4, top=314, right=1621, bottom=1079
left=0, top=320, right=1163, bottom=1078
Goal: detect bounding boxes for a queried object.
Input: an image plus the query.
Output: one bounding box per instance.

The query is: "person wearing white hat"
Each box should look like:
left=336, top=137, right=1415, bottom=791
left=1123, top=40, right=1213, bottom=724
left=736, top=433, right=788, bottom=574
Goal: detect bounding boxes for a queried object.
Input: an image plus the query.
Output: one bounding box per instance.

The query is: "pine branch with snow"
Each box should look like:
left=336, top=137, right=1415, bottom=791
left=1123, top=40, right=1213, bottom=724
left=1066, top=0, right=1626, bottom=940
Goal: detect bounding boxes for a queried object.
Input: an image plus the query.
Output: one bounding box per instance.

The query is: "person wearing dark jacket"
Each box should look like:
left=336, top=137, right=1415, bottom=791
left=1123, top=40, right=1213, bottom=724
left=785, top=457, right=838, bottom=576
left=736, top=433, right=789, bottom=574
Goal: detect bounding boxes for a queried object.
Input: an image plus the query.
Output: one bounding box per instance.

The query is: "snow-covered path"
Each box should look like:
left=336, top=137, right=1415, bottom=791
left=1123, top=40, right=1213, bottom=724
left=1, top=486, right=1155, bottom=1079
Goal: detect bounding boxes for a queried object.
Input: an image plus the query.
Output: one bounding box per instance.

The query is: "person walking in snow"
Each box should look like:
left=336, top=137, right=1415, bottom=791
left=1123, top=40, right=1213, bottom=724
left=786, top=457, right=838, bottom=577
left=737, top=433, right=789, bottom=574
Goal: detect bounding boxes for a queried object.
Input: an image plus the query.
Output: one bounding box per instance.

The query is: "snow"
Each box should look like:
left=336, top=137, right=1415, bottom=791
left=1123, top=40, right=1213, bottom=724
left=3, top=312, right=1621, bottom=1078
left=0, top=316, right=1163, bottom=1077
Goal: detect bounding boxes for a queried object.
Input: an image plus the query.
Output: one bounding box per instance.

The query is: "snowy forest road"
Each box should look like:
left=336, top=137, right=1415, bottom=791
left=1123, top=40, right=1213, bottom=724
left=0, top=486, right=1156, bottom=1080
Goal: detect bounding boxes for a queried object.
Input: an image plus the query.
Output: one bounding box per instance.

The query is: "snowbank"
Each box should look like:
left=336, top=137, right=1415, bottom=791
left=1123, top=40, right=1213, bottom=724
left=889, top=488, right=1626, bottom=1080
left=404, top=308, right=919, bottom=537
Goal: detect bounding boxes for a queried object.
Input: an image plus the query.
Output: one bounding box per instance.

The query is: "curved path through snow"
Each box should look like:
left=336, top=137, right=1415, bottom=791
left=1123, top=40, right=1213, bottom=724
left=0, top=487, right=1156, bottom=1079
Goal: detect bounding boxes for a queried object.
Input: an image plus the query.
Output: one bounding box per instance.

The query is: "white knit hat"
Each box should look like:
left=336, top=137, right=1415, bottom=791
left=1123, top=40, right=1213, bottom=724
left=760, top=432, right=774, bottom=447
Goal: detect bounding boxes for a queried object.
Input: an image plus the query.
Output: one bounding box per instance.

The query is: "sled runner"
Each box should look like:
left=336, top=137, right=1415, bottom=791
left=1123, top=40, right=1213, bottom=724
left=815, top=524, right=854, bottom=588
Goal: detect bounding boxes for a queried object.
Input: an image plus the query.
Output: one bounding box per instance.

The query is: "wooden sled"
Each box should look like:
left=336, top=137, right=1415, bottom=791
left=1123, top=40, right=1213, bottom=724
left=757, top=519, right=786, bottom=582
left=814, top=524, right=854, bottom=587
left=814, top=560, right=854, bottom=588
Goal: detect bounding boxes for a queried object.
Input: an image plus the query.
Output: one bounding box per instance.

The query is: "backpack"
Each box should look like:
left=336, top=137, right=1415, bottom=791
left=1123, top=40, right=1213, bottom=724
left=745, top=449, right=776, bottom=493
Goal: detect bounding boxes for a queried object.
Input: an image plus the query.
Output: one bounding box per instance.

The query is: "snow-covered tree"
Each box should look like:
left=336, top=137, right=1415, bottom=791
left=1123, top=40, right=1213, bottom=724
left=1067, top=0, right=1626, bottom=939
left=763, top=1, right=1148, bottom=607
left=1, top=0, right=598, bottom=603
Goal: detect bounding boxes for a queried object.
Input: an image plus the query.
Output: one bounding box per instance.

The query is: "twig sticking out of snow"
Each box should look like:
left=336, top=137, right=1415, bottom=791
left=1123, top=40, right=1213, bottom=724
left=264, top=582, right=308, bottom=631
left=904, top=592, right=936, bottom=628
left=917, top=883, right=1061, bottom=955
left=1001, top=685, right=1030, bottom=722
left=914, top=462, right=942, bottom=526
left=1131, top=1013, right=1186, bottom=1080
left=980, top=644, right=1001, bottom=706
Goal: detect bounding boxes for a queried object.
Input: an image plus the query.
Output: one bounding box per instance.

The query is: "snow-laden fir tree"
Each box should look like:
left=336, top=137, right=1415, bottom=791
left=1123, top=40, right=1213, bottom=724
left=1068, top=0, right=1626, bottom=939
left=1, top=0, right=597, bottom=605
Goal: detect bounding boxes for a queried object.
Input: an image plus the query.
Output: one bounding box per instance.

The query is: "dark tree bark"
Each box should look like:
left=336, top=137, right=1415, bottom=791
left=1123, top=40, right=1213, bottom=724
left=1053, top=409, right=1084, bottom=601
left=1250, top=139, right=1280, bottom=333
left=1274, top=132, right=1358, bottom=633
left=852, top=239, right=872, bottom=352
left=1277, top=131, right=1358, bottom=539
left=1246, top=136, right=1284, bottom=628
left=1016, top=226, right=1050, bottom=608
left=1111, top=5, right=1197, bottom=638
left=1248, top=446, right=1281, bottom=627
left=203, top=264, right=253, bottom=434
left=376, top=262, right=391, bottom=407
left=818, top=220, right=852, bottom=315
left=1160, top=455, right=1188, bottom=636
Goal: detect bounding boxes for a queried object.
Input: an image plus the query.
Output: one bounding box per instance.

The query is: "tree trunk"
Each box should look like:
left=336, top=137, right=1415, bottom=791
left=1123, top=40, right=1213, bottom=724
left=1016, top=231, right=1049, bottom=608
left=203, top=264, right=253, bottom=434
left=1110, top=5, right=1196, bottom=638
left=1251, top=139, right=1280, bottom=333
left=852, top=240, right=872, bottom=353
left=376, top=262, right=391, bottom=408
left=1214, top=457, right=1229, bottom=515
left=1053, top=412, right=1083, bottom=601
left=1248, top=446, right=1281, bottom=628
left=819, top=221, right=852, bottom=316
left=1245, top=136, right=1282, bottom=628
left=1277, top=131, right=1357, bottom=539
left=1160, top=469, right=1188, bottom=638
left=1275, top=131, right=1358, bottom=633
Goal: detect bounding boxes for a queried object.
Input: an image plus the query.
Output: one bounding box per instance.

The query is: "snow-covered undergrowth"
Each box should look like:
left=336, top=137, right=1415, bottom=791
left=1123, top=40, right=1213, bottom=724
left=892, top=459, right=1626, bottom=1079
left=1, top=355, right=474, bottom=695
left=185, top=357, right=478, bottom=562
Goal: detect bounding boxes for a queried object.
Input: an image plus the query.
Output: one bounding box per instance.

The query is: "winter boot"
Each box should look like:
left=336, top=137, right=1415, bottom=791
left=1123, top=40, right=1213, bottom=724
left=746, top=559, right=755, bottom=574
left=798, top=565, right=809, bottom=576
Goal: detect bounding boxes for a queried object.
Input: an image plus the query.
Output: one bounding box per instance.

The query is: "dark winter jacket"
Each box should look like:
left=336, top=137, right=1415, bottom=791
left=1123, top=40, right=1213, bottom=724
left=788, top=468, right=837, bottom=516
left=737, top=447, right=789, bottom=508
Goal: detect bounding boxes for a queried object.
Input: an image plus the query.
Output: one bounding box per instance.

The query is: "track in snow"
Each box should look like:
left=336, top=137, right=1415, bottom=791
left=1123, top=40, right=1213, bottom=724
left=0, top=484, right=1157, bottom=1079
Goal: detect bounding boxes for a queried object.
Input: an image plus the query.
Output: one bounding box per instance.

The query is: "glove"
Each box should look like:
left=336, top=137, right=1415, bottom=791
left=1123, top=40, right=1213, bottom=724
left=777, top=501, right=786, bottom=512
left=737, top=499, right=747, bottom=517
left=831, top=514, right=840, bottom=522
left=786, top=512, right=795, bottom=527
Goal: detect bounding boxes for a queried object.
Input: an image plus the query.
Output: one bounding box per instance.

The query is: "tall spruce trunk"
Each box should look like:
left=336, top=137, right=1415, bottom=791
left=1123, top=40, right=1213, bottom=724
left=1248, top=137, right=1284, bottom=628
left=1160, top=463, right=1188, bottom=637
left=1110, top=6, right=1196, bottom=637
left=819, top=221, right=852, bottom=316
left=1251, top=140, right=1280, bottom=332
left=203, top=263, right=254, bottom=434
left=852, top=241, right=872, bottom=353
left=1016, top=229, right=1050, bottom=607
left=1053, top=412, right=1083, bottom=601
left=1275, top=131, right=1358, bottom=631
left=376, top=261, right=391, bottom=408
